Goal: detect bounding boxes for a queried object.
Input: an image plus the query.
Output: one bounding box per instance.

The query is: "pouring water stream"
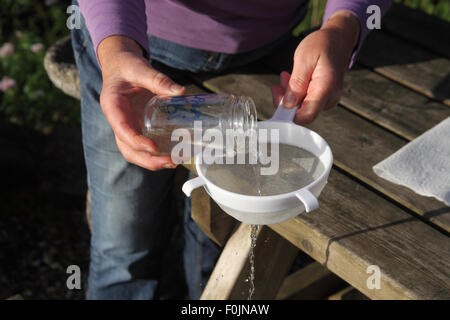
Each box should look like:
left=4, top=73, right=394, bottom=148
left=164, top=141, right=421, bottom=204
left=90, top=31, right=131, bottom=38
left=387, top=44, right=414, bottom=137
left=246, top=100, right=300, bottom=300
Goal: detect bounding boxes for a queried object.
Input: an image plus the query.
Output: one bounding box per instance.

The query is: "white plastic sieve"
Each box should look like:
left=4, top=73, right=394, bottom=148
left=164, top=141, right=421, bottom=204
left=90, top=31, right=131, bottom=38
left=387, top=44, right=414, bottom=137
left=182, top=101, right=333, bottom=225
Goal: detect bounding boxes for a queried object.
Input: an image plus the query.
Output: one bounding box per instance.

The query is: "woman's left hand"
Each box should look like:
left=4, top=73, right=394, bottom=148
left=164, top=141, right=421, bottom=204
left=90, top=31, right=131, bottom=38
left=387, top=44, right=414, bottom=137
left=271, top=11, right=360, bottom=125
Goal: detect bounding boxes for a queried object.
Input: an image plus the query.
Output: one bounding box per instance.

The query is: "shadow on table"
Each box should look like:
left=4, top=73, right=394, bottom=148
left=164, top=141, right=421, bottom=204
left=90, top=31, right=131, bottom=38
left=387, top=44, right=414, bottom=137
left=423, top=206, right=450, bottom=221
left=322, top=205, right=450, bottom=268
left=322, top=216, right=415, bottom=268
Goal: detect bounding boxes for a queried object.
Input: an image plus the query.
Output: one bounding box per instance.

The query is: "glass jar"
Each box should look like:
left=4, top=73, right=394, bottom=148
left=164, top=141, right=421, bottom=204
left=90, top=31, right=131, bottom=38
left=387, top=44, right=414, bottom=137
left=142, top=93, right=258, bottom=158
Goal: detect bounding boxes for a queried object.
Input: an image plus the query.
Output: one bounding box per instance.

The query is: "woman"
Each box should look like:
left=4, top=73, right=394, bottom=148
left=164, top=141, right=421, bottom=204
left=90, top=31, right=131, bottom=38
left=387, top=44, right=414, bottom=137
left=72, top=0, right=391, bottom=299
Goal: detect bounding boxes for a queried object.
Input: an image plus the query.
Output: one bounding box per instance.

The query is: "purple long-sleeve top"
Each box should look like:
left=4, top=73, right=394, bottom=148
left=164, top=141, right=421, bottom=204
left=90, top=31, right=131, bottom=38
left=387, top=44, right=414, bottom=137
left=78, top=0, right=391, bottom=65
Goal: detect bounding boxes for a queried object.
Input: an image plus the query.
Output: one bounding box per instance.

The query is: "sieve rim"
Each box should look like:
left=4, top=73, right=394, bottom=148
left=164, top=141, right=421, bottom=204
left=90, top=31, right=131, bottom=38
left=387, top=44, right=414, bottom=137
left=194, top=124, right=333, bottom=201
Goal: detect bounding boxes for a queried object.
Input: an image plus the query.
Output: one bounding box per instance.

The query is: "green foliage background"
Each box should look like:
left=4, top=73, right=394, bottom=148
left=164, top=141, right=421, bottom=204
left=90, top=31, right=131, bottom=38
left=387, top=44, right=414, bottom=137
left=294, top=0, right=450, bottom=35
left=0, top=0, right=449, bottom=132
left=0, top=0, right=79, bottom=133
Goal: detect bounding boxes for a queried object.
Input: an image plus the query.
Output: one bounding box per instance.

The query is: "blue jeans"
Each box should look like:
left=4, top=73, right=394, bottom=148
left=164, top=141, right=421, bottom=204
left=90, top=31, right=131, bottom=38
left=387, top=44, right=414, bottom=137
left=71, top=5, right=289, bottom=300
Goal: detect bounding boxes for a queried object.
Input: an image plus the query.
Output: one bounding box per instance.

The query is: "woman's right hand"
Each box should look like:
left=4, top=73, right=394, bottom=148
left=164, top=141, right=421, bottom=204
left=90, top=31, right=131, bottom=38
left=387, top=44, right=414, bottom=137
left=98, top=35, right=186, bottom=170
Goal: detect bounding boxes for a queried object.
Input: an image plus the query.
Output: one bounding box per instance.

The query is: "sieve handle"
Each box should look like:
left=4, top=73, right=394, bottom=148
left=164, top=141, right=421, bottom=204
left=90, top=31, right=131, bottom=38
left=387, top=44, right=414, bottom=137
left=295, top=189, right=319, bottom=213
left=182, top=176, right=206, bottom=197
left=270, top=98, right=300, bottom=122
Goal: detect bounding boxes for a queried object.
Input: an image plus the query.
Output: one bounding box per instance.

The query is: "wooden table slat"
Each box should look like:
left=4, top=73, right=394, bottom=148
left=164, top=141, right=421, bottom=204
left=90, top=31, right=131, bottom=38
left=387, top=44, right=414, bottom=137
left=201, top=224, right=298, bottom=300
left=358, top=30, right=450, bottom=106
left=341, top=66, right=450, bottom=141
left=276, top=262, right=346, bottom=300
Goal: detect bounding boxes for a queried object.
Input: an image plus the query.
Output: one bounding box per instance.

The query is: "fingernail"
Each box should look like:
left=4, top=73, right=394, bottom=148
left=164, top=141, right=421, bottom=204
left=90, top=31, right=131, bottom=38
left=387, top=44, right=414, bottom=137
left=284, top=92, right=298, bottom=108
left=143, top=144, right=156, bottom=154
left=164, top=163, right=176, bottom=169
left=170, top=83, right=184, bottom=93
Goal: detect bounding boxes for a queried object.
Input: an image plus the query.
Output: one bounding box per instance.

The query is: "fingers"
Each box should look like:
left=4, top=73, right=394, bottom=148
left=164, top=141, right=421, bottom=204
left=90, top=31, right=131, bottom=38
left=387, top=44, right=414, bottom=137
left=294, top=92, right=329, bottom=125
left=283, top=50, right=317, bottom=108
left=116, top=137, right=176, bottom=171
left=128, top=62, right=186, bottom=96
left=102, top=90, right=176, bottom=170
left=293, top=76, right=336, bottom=125
left=100, top=90, right=157, bottom=154
left=99, top=51, right=185, bottom=171
left=272, top=70, right=341, bottom=125
left=271, top=71, right=292, bottom=108
left=280, top=71, right=290, bottom=89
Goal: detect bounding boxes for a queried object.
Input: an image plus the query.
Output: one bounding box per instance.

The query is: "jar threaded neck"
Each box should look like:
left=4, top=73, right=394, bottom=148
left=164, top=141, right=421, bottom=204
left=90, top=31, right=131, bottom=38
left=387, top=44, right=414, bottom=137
left=229, top=95, right=258, bottom=133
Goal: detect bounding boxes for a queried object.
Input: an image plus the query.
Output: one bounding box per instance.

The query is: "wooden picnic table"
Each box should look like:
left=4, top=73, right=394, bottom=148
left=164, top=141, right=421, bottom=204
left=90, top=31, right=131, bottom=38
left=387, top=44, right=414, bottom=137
left=45, top=3, right=450, bottom=300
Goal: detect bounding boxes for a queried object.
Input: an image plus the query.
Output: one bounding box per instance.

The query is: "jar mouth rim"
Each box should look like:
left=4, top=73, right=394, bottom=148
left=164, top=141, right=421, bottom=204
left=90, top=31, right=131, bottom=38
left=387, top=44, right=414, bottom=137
left=230, top=95, right=258, bottom=132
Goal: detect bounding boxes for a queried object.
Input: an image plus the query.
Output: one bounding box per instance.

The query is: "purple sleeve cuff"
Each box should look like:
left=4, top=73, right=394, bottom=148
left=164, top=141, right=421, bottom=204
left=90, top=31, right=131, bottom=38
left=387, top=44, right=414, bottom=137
left=78, top=0, right=149, bottom=64
left=322, top=0, right=392, bottom=68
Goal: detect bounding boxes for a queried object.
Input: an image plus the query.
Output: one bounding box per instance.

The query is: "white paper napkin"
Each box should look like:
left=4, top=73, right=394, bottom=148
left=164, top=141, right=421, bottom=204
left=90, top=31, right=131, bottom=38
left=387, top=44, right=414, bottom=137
left=373, top=117, right=450, bottom=206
